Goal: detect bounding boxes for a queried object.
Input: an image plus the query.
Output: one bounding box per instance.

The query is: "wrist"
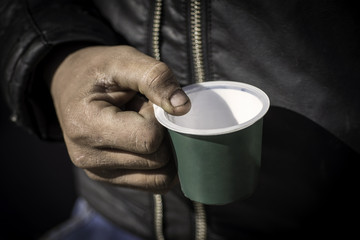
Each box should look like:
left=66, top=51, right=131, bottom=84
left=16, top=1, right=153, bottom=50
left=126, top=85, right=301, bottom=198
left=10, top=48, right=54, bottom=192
left=42, top=42, right=95, bottom=88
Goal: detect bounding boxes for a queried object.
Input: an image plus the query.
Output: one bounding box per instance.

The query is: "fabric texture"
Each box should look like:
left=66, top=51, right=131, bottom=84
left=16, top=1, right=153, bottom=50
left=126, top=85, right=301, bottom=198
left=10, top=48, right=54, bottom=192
left=0, top=0, right=359, bottom=239
left=40, top=198, right=143, bottom=240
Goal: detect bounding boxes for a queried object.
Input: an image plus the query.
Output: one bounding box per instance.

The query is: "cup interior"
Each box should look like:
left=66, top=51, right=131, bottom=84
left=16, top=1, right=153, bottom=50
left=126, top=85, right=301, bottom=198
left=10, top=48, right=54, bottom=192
left=154, top=81, right=270, bottom=136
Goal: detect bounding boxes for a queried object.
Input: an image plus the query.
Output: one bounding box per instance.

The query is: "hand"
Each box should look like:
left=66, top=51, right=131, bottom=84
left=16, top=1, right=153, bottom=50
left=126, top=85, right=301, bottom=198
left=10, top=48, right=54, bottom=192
left=50, top=45, right=191, bottom=193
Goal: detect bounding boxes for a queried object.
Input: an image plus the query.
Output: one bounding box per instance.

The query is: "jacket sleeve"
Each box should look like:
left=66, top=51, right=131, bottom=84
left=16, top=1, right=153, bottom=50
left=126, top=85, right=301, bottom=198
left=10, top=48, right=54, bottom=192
left=0, top=0, right=122, bottom=140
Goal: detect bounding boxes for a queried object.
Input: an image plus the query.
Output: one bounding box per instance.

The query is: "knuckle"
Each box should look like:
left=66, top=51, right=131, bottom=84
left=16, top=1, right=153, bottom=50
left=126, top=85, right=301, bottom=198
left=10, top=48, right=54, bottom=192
left=151, top=166, right=176, bottom=192
left=70, top=151, right=90, bottom=169
left=119, top=45, right=136, bottom=53
left=84, top=169, right=110, bottom=184
left=61, top=104, right=97, bottom=146
left=148, top=142, right=172, bottom=168
left=147, top=154, right=168, bottom=169
left=142, top=62, right=175, bottom=91
left=153, top=174, right=171, bottom=190
left=132, top=124, right=164, bottom=154
left=138, top=133, right=161, bottom=154
left=67, top=144, right=99, bottom=170
left=61, top=106, right=86, bottom=138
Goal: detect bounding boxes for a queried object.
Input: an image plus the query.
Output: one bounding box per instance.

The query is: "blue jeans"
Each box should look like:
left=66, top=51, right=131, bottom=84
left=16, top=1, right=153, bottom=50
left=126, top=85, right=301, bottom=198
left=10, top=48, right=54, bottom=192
left=41, top=198, right=143, bottom=240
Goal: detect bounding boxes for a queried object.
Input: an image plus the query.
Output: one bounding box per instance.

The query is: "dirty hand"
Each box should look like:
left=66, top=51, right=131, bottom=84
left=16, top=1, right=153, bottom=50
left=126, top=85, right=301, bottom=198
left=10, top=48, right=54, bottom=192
left=50, top=45, right=191, bottom=193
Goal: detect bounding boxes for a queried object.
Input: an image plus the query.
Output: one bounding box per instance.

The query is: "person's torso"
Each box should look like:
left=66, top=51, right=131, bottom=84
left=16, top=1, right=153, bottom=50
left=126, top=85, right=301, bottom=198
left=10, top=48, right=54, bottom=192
left=79, top=1, right=360, bottom=239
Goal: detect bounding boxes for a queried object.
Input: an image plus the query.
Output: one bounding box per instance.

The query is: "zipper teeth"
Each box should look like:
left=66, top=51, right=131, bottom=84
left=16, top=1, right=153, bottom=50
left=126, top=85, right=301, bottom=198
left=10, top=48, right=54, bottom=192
left=152, top=0, right=163, bottom=61
left=191, top=0, right=205, bottom=83
left=154, top=194, right=165, bottom=240
left=190, top=1, right=207, bottom=239
left=152, top=1, right=164, bottom=240
left=190, top=0, right=207, bottom=240
left=152, top=1, right=207, bottom=240
left=194, top=201, right=207, bottom=240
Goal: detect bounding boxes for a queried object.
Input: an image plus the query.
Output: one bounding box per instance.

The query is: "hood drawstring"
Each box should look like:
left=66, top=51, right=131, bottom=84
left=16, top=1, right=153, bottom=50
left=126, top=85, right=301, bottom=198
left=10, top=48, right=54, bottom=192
left=152, top=0, right=207, bottom=239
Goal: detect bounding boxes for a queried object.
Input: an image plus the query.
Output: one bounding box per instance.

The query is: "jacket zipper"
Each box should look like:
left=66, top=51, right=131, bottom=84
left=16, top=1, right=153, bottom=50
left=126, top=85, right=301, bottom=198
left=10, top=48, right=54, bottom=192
left=194, top=200, right=207, bottom=240
left=153, top=194, right=165, bottom=240
left=152, top=0, right=165, bottom=237
left=152, top=0, right=162, bottom=61
left=189, top=1, right=207, bottom=239
left=152, top=0, right=207, bottom=239
left=190, top=0, right=205, bottom=83
left=151, top=0, right=165, bottom=239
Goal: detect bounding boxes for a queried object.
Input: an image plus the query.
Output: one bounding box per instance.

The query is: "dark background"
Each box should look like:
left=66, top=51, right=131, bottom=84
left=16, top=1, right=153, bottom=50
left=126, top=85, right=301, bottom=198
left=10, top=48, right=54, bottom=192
left=0, top=99, right=76, bottom=240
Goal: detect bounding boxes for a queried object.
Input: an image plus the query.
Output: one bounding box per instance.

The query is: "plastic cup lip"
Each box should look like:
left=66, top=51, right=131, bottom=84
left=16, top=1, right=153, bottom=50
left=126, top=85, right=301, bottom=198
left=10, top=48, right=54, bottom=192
left=154, top=81, right=270, bottom=136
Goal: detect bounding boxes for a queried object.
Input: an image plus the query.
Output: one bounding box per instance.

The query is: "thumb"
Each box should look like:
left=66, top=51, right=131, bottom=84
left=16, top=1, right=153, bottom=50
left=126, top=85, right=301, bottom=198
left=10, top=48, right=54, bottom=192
left=139, top=62, right=191, bottom=115
left=111, top=46, right=191, bottom=115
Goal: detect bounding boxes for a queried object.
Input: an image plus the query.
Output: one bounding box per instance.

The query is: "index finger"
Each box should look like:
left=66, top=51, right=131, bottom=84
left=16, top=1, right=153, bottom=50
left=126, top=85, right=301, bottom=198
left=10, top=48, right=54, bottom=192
left=108, top=46, right=191, bottom=116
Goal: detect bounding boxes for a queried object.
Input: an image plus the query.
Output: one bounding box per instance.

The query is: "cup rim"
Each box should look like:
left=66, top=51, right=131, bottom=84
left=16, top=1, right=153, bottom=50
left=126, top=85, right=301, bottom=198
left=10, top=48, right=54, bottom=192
left=154, top=81, right=270, bottom=136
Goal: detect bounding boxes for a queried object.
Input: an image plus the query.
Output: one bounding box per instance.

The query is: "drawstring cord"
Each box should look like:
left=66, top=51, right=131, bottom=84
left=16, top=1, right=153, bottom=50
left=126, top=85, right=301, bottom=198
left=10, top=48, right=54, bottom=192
left=152, top=0, right=207, bottom=239
left=151, top=1, right=166, bottom=239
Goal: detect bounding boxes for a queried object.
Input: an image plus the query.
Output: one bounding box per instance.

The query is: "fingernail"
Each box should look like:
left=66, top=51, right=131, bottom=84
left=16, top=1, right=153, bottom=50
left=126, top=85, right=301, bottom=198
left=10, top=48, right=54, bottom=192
left=170, top=90, right=189, bottom=107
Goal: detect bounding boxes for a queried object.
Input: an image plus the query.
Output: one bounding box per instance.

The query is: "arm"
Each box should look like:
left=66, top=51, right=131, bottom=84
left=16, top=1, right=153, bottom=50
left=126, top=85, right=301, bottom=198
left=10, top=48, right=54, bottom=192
left=0, top=0, right=119, bottom=139
left=0, top=0, right=191, bottom=193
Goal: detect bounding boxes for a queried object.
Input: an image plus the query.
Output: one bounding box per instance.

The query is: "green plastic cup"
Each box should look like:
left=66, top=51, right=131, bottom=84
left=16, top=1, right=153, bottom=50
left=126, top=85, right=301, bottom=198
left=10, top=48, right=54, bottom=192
left=154, top=81, right=270, bottom=205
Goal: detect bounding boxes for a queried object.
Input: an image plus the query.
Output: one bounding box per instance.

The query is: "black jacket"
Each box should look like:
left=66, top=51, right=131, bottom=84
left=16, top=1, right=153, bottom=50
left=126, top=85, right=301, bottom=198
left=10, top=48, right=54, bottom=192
left=1, top=0, right=359, bottom=239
